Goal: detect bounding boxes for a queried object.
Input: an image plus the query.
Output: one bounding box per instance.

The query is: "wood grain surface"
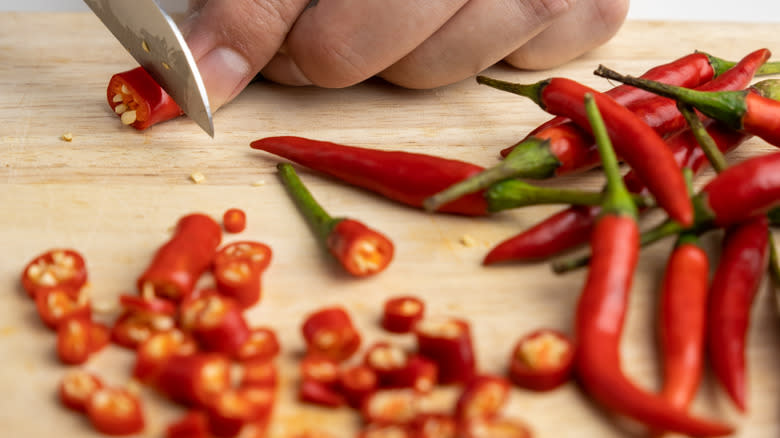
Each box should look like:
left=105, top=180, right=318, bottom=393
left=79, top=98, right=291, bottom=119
left=0, top=13, right=778, bottom=438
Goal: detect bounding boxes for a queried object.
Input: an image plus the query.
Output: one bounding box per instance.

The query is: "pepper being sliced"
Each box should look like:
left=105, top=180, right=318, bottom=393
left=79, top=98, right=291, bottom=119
left=301, top=306, right=362, bottom=362
left=213, top=241, right=273, bottom=309
left=507, top=329, right=575, bottom=392
left=22, top=248, right=87, bottom=299
left=277, top=162, right=394, bottom=277
left=59, top=370, right=104, bottom=413
left=106, top=66, right=184, bottom=130
left=413, top=317, right=476, bottom=385
left=85, top=386, right=145, bottom=436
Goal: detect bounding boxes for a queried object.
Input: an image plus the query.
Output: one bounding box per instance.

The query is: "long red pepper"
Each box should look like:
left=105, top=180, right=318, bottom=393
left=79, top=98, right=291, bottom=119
left=574, top=94, right=732, bottom=436
left=658, top=233, right=709, bottom=410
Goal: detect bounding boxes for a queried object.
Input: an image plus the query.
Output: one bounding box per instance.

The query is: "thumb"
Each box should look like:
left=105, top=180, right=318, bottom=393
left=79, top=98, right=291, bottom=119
left=182, top=0, right=311, bottom=110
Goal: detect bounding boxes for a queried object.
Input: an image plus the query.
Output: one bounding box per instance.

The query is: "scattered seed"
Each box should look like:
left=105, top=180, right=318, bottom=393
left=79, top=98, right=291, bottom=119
left=61, top=132, right=73, bottom=142
left=190, top=172, right=206, bottom=184
left=141, top=40, right=150, bottom=53
left=120, top=110, right=137, bottom=125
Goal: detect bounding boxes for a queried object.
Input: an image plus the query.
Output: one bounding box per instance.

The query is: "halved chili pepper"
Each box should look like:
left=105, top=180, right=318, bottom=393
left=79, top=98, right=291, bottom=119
left=166, top=410, right=210, bottom=438
left=236, top=326, right=280, bottom=362
left=573, top=94, right=732, bottom=436
left=107, top=66, right=183, bottom=130
left=507, top=329, right=575, bottom=392
left=223, top=207, right=248, bottom=233
left=301, top=306, right=362, bottom=362
left=595, top=63, right=780, bottom=147
left=338, top=364, right=379, bottom=409
left=35, top=286, right=91, bottom=330
left=251, top=136, right=489, bottom=216
left=458, top=418, right=532, bottom=438
left=132, top=329, right=198, bottom=384
left=454, top=375, right=511, bottom=423
left=413, top=317, right=476, bottom=385
left=59, top=369, right=104, bottom=412
left=409, top=413, right=458, bottom=438
left=658, top=233, right=709, bottom=410
left=277, top=162, right=395, bottom=277
left=206, top=387, right=275, bottom=437
left=381, top=296, right=425, bottom=334
left=85, top=386, right=145, bottom=436
left=155, top=352, right=232, bottom=407
left=180, top=291, right=251, bottom=357
left=56, top=315, right=94, bottom=365
left=213, top=241, right=273, bottom=309
left=137, top=212, right=222, bottom=302
left=21, top=248, right=88, bottom=299
left=240, top=358, right=279, bottom=389
left=469, top=76, right=694, bottom=226
left=707, top=216, right=769, bottom=412
left=361, top=388, right=419, bottom=425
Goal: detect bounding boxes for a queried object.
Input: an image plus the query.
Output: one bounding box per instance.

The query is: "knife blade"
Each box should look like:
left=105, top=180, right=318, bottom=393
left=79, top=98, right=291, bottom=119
left=83, top=0, right=214, bottom=137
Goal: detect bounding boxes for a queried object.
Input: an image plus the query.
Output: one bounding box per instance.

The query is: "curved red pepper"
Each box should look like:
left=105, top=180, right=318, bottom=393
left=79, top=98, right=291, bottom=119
left=22, top=248, right=87, bottom=299
left=137, top=213, right=222, bottom=302
left=707, top=216, right=769, bottom=412
left=508, top=329, right=575, bottom=392
left=107, top=66, right=183, bottom=130
left=251, top=136, right=489, bottom=216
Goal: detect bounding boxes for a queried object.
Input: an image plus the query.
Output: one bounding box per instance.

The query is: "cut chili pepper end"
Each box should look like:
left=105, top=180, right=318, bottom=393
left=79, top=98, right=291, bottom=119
left=86, top=387, right=145, bottom=436
left=59, top=370, right=104, bottom=412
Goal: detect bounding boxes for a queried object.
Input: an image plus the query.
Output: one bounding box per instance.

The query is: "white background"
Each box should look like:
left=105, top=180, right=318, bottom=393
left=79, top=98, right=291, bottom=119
left=2, top=0, right=780, bottom=22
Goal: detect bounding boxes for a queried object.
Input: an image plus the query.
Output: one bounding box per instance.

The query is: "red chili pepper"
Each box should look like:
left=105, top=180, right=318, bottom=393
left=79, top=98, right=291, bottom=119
left=358, top=423, right=413, bottom=438
left=22, top=248, right=87, bottom=299
left=35, top=286, right=91, bottom=330
left=277, top=162, right=395, bottom=276
left=206, top=387, right=275, bottom=437
left=132, top=329, right=198, bottom=385
left=107, top=66, right=183, bottom=130
left=474, top=76, right=694, bottom=226
left=458, top=418, right=532, bottom=438
left=409, top=413, right=458, bottom=438
left=222, top=207, right=247, bottom=233
left=59, top=370, right=104, bottom=412
left=301, top=306, right=362, bottom=362
left=381, top=296, right=425, bottom=334
left=155, top=352, right=232, bottom=407
left=364, top=342, right=438, bottom=393
left=656, top=233, right=710, bottom=410
left=180, top=291, right=251, bottom=356
left=361, top=388, right=419, bottom=425
left=300, top=355, right=341, bottom=386
left=299, top=378, right=346, bottom=408
left=213, top=241, right=273, bottom=308
left=298, top=355, right=345, bottom=407
left=166, top=410, right=210, bottom=438
left=85, top=386, right=145, bottom=436
left=707, top=216, right=769, bottom=412
left=251, top=136, right=489, bottom=216
left=236, top=326, right=280, bottom=362
left=111, top=294, right=177, bottom=350
left=364, top=342, right=409, bottom=384
left=240, top=358, right=279, bottom=389
left=137, top=213, right=222, bottom=302
left=56, top=315, right=94, bottom=365
left=413, top=317, right=476, bottom=385
left=507, top=329, right=575, bottom=392
left=338, top=364, right=379, bottom=409
left=573, top=94, right=732, bottom=436
left=454, top=375, right=511, bottom=423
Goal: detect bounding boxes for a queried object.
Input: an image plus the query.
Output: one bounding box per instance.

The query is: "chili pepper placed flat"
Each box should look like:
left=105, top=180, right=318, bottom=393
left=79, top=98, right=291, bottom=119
left=707, top=216, right=769, bottom=412
left=573, top=94, right=732, bottom=436
left=475, top=76, right=693, bottom=227
left=277, top=162, right=394, bottom=277
left=107, top=66, right=183, bottom=130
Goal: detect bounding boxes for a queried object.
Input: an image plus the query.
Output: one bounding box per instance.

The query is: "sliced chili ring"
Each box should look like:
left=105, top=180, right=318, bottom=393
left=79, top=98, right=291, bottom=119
left=240, top=358, right=279, bottom=389
left=364, top=342, right=409, bottom=385
left=107, top=66, right=184, bottom=130
left=459, top=418, right=532, bottom=438
left=35, top=286, right=91, bottom=330
left=236, top=327, right=281, bottom=362
left=119, top=292, right=177, bottom=317
left=302, top=306, right=362, bottom=362
left=110, top=309, right=175, bottom=350
left=206, top=387, right=276, bottom=437
left=361, top=388, right=419, bottom=425
left=299, top=379, right=346, bottom=408
left=57, top=315, right=93, bottom=365
left=395, top=355, right=438, bottom=394
left=338, top=364, right=379, bottom=409
left=156, top=352, right=232, bottom=407
left=59, top=370, right=104, bottom=412
left=88, top=321, right=111, bottom=354
left=185, top=292, right=251, bottom=356
left=508, top=329, right=575, bottom=392
left=357, top=423, right=414, bottom=438
left=213, top=241, right=273, bottom=308
left=215, top=241, right=273, bottom=273
left=223, top=208, right=248, bottom=234
left=327, top=219, right=395, bottom=277
left=133, top=329, right=198, bottom=384
left=21, top=248, right=87, bottom=298
left=300, top=355, right=341, bottom=386
left=86, top=386, right=145, bottom=436
left=454, top=375, right=511, bottom=423
left=409, top=413, right=458, bottom=438
left=413, top=317, right=476, bottom=385
left=166, top=410, right=210, bottom=438
left=381, top=296, right=425, bottom=334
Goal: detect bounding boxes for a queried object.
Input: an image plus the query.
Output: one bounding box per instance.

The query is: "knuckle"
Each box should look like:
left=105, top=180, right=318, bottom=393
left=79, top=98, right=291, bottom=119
left=295, top=32, right=373, bottom=88
left=521, top=0, right=576, bottom=20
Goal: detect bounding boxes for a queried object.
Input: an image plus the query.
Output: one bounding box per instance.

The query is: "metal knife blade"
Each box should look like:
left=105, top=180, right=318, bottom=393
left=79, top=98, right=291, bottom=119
left=83, top=0, right=214, bottom=137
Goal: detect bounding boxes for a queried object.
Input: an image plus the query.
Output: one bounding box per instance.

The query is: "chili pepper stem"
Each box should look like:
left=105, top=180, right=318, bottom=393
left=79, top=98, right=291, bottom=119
left=476, top=76, right=548, bottom=108
left=276, top=163, right=338, bottom=242
left=678, top=103, right=729, bottom=173
left=422, top=137, right=560, bottom=212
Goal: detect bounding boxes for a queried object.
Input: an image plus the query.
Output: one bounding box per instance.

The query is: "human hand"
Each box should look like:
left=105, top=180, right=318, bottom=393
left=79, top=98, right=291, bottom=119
left=181, top=0, right=629, bottom=111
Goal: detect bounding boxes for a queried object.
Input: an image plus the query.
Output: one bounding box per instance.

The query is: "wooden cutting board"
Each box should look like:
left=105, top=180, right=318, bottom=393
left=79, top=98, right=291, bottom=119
left=0, top=12, right=778, bottom=438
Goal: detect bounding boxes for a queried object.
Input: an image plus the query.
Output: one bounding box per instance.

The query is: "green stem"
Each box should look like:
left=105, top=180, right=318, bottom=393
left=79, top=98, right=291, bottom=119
left=700, top=52, right=780, bottom=76
left=485, top=179, right=654, bottom=212
left=423, top=137, right=561, bottom=212
left=476, top=76, right=549, bottom=108
left=750, top=79, right=780, bottom=101
left=677, top=103, right=728, bottom=173
left=593, top=65, right=748, bottom=130
left=276, top=163, right=338, bottom=243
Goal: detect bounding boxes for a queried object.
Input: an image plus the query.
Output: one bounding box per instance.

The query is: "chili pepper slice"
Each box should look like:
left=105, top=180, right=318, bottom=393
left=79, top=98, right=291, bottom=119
left=364, top=342, right=409, bottom=384
left=301, top=354, right=341, bottom=386
left=59, top=370, right=104, bottom=412
left=213, top=241, right=273, bottom=309
left=21, top=248, right=88, bottom=299
left=413, top=317, right=476, bottom=385
left=155, top=352, right=232, bottom=407
left=181, top=291, right=252, bottom=357
left=35, top=286, right=91, bottom=330
left=409, top=413, right=458, bottom=438
left=132, top=329, right=198, bottom=384
left=338, top=364, right=379, bottom=409
left=361, top=388, right=419, bottom=425
left=88, top=321, right=111, bottom=354
left=381, top=296, right=425, bottom=334
left=459, top=418, right=532, bottom=438
left=137, top=212, right=222, bottom=302
left=707, top=216, right=769, bottom=412
left=240, top=358, right=279, bottom=389
left=166, top=410, right=210, bottom=438
left=223, top=208, right=248, bottom=233
left=508, top=329, right=575, bottom=392
left=573, top=94, right=732, bottom=436
left=299, top=378, right=346, bottom=408
left=473, top=76, right=693, bottom=226
left=236, top=327, right=280, bottom=362
left=358, top=423, right=413, bottom=438
left=251, top=136, right=489, bottom=216
left=107, top=66, right=184, bottom=130
left=277, top=162, right=395, bottom=277
left=301, top=306, right=362, bottom=362
left=56, top=315, right=93, bottom=365
left=206, top=387, right=276, bottom=437
left=85, top=386, right=145, bottom=436
left=119, top=292, right=177, bottom=317
left=454, top=375, right=511, bottom=423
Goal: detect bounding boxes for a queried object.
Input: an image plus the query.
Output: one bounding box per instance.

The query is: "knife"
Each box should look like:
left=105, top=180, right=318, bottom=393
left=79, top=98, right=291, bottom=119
left=83, top=0, right=214, bottom=137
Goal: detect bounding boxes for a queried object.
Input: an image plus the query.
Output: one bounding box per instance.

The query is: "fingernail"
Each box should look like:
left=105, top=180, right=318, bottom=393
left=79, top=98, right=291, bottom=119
left=197, top=47, right=252, bottom=110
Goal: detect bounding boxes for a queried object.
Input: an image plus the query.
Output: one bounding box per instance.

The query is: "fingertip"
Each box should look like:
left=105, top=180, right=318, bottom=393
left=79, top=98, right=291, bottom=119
left=197, top=46, right=253, bottom=110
